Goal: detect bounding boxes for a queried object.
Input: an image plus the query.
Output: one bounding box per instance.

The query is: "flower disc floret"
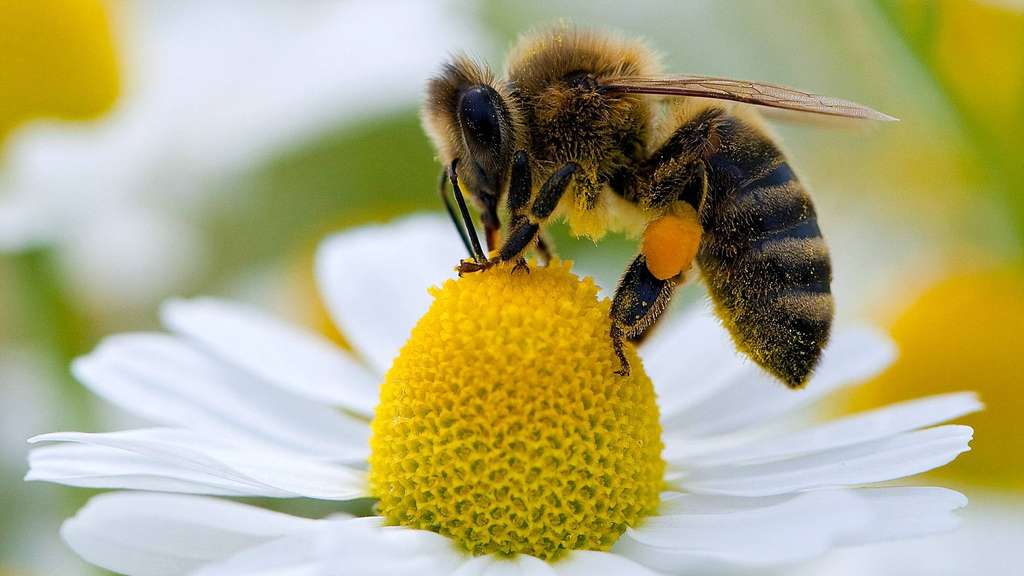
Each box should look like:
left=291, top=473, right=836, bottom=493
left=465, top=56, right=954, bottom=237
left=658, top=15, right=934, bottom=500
left=369, top=261, right=664, bottom=560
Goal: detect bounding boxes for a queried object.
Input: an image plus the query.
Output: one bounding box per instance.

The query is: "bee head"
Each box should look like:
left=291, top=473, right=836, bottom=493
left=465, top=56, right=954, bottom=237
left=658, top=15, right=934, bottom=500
left=422, top=56, right=522, bottom=207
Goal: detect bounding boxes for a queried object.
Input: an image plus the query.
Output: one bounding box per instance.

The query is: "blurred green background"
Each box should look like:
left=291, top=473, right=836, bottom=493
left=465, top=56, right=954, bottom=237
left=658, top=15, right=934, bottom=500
left=1, top=1, right=1022, bottom=574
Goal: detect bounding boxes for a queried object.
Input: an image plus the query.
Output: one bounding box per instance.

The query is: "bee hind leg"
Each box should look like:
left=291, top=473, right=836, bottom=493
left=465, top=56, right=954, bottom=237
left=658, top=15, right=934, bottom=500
left=610, top=255, right=677, bottom=376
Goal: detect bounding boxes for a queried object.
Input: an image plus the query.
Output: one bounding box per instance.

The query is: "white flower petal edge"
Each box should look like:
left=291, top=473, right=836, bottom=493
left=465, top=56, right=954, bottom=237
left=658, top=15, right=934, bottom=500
left=553, top=551, right=663, bottom=576
left=28, top=443, right=273, bottom=496
left=841, top=487, right=968, bottom=545
left=672, top=425, right=972, bottom=496
left=318, top=517, right=466, bottom=575
left=192, top=533, right=323, bottom=576
left=71, top=333, right=369, bottom=462
left=27, top=429, right=368, bottom=500
left=670, top=392, right=981, bottom=467
left=161, top=297, right=379, bottom=416
left=315, top=214, right=465, bottom=375
left=660, top=324, right=897, bottom=437
left=623, top=490, right=869, bottom=566
left=617, top=487, right=967, bottom=570
left=60, top=492, right=330, bottom=576
left=450, top=554, right=555, bottom=576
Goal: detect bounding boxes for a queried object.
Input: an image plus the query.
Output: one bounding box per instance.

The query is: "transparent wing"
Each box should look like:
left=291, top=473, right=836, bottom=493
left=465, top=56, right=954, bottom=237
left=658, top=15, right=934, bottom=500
left=601, top=74, right=897, bottom=122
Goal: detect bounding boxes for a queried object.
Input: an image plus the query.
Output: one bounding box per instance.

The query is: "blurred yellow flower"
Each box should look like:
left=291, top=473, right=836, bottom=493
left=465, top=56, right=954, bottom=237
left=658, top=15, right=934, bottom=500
left=846, top=266, right=1024, bottom=489
left=884, top=0, right=1024, bottom=130
left=880, top=0, right=1024, bottom=233
left=0, top=0, right=119, bottom=144
left=931, top=1, right=1024, bottom=136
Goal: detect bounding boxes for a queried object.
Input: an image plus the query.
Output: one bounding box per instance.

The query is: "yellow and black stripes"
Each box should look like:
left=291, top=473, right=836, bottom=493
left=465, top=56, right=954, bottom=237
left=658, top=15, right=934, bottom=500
left=697, top=112, right=832, bottom=387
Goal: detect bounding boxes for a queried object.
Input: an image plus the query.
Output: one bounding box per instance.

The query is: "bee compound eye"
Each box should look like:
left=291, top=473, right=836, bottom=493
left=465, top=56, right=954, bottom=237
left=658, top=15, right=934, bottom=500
left=458, top=85, right=503, bottom=155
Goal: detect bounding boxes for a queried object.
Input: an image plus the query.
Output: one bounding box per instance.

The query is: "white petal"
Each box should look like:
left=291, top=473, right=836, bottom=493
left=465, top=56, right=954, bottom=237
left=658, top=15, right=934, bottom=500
left=662, top=326, right=896, bottom=437
left=842, top=487, right=968, bottom=545
left=640, top=309, right=750, bottom=417
left=318, top=517, right=466, bottom=576
left=74, top=333, right=369, bottom=462
left=621, top=490, right=869, bottom=567
left=675, top=392, right=982, bottom=467
left=315, top=214, right=464, bottom=374
left=161, top=297, right=379, bottom=416
left=61, top=492, right=323, bottom=576
left=674, top=425, right=973, bottom=496
left=193, top=533, right=321, bottom=576
left=452, top=555, right=556, bottom=576
left=28, top=429, right=368, bottom=500
left=639, top=488, right=966, bottom=550
left=555, top=551, right=662, bottom=576
left=28, top=443, right=264, bottom=496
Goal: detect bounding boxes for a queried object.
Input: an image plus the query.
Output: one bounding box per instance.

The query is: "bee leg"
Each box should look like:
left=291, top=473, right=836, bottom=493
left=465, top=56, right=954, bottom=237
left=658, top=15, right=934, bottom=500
left=507, top=151, right=532, bottom=221
left=509, top=150, right=554, bottom=267
left=481, top=196, right=501, bottom=253
left=449, top=159, right=486, bottom=263
left=498, top=162, right=576, bottom=261
left=506, top=150, right=533, bottom=275
left=610, top=255, right=676, bottom=376
left=436, top=168, right=473, bottom=257
left=458, top=161, right=577, bottom=275
left=535, top=233, right=554, bottom=266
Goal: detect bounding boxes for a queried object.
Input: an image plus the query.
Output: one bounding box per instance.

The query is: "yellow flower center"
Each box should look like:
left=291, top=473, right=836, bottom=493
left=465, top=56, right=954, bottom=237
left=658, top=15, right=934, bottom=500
left=368, top=262, right=664, bottom=560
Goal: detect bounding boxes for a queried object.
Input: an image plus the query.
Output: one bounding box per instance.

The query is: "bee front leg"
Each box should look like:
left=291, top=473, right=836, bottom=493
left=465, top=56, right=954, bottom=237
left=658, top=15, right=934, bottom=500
left=610, top=255, right=677, bottom=376
left=436, top=168, right=474, bottom=258
left=449, top=160, right=487, bottom=263
left=458, top=161, right=577, bottom=275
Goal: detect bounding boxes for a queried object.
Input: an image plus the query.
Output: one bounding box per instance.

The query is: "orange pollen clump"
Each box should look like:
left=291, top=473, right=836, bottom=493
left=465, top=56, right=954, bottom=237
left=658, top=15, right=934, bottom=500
left=641, top=207, right=702, bottom=280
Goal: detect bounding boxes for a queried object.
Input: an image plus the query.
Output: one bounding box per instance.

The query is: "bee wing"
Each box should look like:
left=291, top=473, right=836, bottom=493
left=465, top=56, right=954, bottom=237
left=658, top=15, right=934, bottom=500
left=601, top=74, right=897, bottom=122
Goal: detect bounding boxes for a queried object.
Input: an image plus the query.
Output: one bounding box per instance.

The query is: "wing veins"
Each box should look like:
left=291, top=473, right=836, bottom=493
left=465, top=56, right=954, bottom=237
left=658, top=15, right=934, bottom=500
left=601, top=75, right=896, bottom=122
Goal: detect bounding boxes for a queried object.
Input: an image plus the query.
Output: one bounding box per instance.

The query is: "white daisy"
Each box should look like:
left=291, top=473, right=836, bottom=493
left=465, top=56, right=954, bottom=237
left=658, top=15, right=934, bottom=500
left=27, top=215, right=978, bottom=575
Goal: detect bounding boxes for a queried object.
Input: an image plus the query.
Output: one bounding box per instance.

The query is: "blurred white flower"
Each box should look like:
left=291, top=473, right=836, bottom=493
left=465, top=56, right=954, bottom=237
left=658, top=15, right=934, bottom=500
left=0, top=350, right=88, bottom=575
left=28, top=216, right=977, bottom=575
left=0, top=0, right=489, bottom=307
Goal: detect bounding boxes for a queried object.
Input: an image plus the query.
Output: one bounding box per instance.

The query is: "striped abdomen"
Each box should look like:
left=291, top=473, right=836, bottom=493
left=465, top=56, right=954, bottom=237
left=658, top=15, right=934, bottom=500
left=697, top=118, right=833, bottom=387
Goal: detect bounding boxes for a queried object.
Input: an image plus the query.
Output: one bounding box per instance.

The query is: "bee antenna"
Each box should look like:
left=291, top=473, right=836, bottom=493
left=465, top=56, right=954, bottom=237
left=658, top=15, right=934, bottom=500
left=448, top=160, right=487, bottom=263
left=437, top=169, right=473, bottom=257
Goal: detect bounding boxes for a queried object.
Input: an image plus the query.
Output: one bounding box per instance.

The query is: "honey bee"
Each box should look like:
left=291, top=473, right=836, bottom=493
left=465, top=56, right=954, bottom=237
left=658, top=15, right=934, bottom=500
left=422, top=25, right=894, bottom=387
